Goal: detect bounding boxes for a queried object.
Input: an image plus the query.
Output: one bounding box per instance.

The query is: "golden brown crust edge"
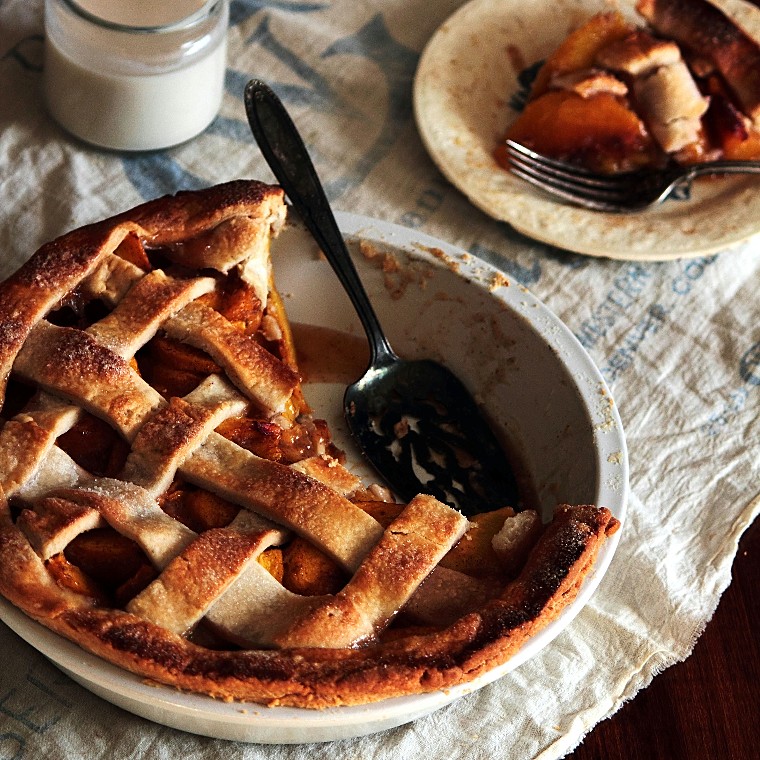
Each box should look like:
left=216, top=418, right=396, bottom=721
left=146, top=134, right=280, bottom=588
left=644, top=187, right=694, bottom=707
left=0, top=504, right=619, bottom=708
left=0, top=180, right=285, bottom=401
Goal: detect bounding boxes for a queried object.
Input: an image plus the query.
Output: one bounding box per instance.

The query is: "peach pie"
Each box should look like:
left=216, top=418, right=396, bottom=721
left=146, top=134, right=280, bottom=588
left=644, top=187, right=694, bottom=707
left=0, top=181, right=619, bottom=707
left=501, top=0, right=760, bottom=173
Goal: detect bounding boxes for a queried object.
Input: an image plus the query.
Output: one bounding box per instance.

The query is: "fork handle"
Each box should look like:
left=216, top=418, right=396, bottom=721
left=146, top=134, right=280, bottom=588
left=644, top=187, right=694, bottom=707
left=244, top=79, right=396, bottom=368
left=689, top=161, right=760, bottom=177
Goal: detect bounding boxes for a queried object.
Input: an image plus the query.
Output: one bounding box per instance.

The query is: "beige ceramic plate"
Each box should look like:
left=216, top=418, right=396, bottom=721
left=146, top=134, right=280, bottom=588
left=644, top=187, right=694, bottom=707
left=413, top=0, right=760, bottom=261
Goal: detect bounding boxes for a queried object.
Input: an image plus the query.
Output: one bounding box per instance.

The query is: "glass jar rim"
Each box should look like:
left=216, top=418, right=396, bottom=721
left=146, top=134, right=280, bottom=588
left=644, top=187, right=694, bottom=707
left=58, top=0, right=223, bottom=34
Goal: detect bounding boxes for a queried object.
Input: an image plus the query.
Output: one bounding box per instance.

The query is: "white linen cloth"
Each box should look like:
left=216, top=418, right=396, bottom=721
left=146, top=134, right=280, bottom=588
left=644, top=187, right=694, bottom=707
left=0, top=1, right=758, bottom=758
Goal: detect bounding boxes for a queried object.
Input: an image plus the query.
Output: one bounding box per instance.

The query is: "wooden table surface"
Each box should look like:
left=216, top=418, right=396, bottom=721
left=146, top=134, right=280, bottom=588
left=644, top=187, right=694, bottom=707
left=567, top=517, right=759, bottom=760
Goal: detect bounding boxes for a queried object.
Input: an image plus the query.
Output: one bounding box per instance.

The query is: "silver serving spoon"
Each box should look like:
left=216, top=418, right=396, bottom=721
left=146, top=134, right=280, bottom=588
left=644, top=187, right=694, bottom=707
left=244, top=80, right=518, bottom=515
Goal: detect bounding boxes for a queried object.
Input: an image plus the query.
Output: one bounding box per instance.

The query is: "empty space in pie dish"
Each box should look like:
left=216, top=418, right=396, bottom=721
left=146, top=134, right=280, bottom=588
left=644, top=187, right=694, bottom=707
left=274, top=215, right=617, bottom=520
left=0, top=213, right=627, bottom=744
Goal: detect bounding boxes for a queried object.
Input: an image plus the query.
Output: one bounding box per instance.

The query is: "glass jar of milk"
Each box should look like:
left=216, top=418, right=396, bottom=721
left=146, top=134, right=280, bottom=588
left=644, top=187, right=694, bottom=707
left=44, top=0, right=229, bottom=151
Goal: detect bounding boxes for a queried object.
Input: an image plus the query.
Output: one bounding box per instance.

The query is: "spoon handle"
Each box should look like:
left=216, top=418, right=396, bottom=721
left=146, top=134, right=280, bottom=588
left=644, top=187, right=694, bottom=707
left=244, top=79, right=395, bottom=368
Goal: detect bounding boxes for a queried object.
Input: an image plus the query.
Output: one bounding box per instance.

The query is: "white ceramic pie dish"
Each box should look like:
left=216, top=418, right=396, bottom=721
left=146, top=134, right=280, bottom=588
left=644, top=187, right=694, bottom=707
left=0, top=212, right=628, bottom=743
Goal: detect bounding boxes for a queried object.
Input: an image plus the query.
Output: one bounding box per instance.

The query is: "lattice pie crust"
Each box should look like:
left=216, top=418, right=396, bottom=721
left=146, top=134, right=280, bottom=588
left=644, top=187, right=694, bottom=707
left=0, top=181, right=619, bottom=708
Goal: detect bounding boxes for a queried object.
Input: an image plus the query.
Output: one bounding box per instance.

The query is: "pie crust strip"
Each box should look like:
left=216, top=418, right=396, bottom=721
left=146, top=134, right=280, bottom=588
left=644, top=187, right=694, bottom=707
left=121, top=375, right=248, bottom=496
left=86, top=270, right=216, bottom=360
left=163, top=301, right=299, bottom=416
left=180, top=432, right=386, bottom=570
left=273, top=494, right=468, bottom=648
left=13, top=321, right=164, bottom=441
left=126, top=526, right=277, bottom=636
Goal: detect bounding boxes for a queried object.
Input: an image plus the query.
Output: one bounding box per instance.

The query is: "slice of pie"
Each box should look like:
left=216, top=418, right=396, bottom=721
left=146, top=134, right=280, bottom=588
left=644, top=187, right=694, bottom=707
left=0, top=181, right=619, bottom=708
left=501, top=0, right=760, bottom=173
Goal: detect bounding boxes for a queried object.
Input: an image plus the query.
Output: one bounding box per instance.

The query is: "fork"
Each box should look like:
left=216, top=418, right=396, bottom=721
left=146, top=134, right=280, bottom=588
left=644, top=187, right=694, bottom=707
left=505, top=140, right=760, bottom=213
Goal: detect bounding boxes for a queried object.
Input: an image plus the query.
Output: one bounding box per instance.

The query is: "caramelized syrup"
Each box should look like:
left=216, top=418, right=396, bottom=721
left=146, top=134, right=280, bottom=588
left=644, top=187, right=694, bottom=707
left=290, top=322, right=369, bottom=384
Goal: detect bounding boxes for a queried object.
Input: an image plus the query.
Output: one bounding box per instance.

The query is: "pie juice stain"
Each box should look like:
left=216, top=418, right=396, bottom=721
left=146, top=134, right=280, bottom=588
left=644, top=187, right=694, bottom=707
left=291, top=323, right=369, bottom=384
left=291, top=323, right=541, bottom=516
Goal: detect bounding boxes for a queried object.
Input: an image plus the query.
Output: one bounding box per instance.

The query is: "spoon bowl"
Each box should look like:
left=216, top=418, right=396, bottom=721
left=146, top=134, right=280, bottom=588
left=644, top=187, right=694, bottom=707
left=244, top=79, right=519, bottom=514
left=344, top=358, right=519, bottom=515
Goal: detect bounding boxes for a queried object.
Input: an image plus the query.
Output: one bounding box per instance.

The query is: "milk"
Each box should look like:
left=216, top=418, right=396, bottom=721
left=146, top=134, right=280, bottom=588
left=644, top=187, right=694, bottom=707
left=44, top=0, right=229, bottom=151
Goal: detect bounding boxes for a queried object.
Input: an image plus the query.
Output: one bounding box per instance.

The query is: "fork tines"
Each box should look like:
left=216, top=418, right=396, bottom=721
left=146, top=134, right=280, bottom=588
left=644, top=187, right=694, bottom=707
left=505, top=139, right=760, bottom=212
left=504, top=139, right=646, bottom=209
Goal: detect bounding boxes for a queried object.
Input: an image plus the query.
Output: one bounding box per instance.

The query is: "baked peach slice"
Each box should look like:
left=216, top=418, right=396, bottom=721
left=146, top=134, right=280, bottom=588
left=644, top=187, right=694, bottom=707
left=503, top=90, right=658, bottom=173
